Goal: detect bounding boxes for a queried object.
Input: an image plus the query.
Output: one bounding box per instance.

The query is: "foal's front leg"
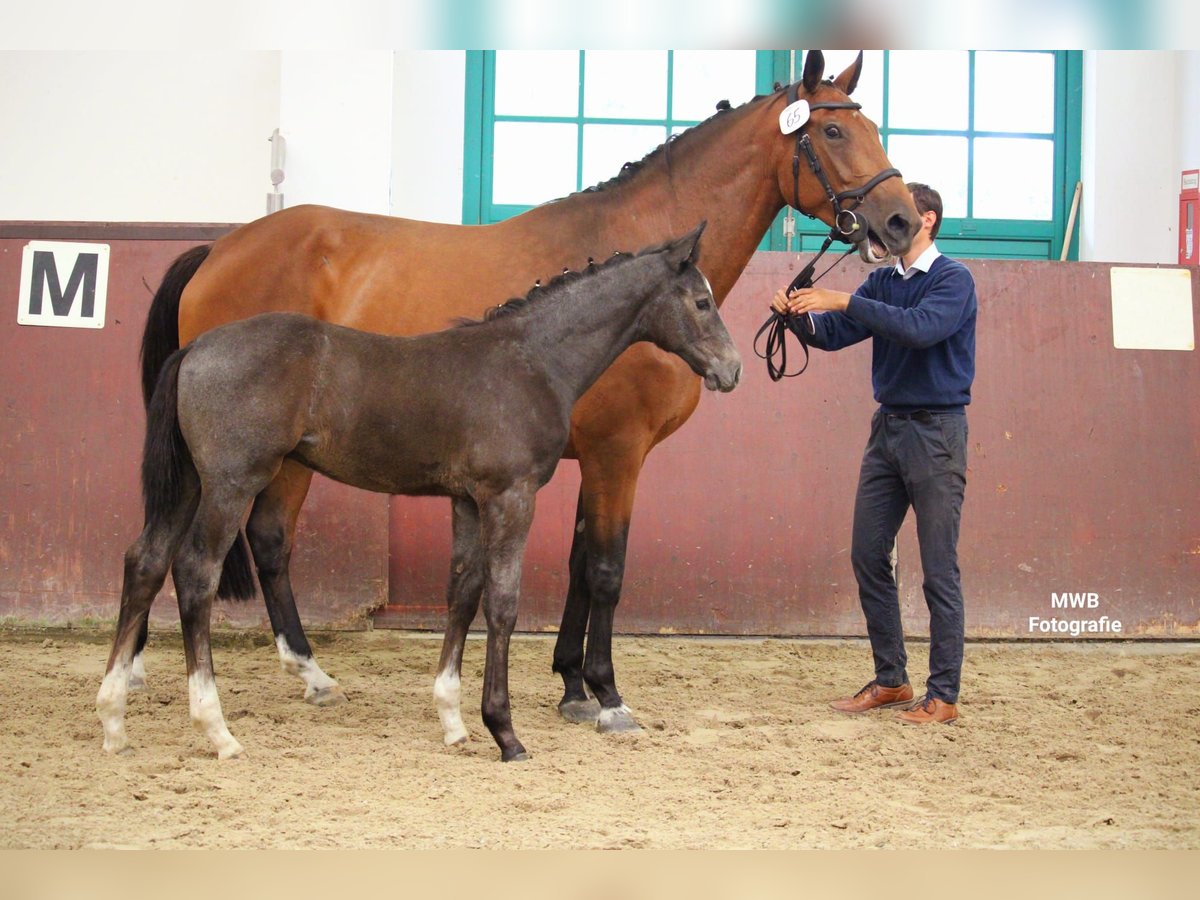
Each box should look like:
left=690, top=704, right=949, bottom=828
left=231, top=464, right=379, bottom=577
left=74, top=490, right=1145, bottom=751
left=433, top=497, right=484, bottom=746
left=478, top=487, right=536, bottom=762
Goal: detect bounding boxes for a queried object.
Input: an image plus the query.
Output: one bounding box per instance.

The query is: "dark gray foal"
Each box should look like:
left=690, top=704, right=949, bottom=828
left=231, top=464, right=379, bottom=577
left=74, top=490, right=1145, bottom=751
left=97, top=223, right=741, bottom=761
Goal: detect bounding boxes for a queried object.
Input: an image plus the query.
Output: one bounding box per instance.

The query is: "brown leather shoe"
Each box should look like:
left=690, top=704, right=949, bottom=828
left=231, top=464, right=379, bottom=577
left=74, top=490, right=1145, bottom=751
left=830, top=680, right=914, bottom=714
left=896, top=696, right=959, bottom=725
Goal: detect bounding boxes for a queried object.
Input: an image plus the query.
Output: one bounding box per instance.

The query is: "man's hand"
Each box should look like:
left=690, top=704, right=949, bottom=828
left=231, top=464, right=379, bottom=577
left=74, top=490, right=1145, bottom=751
left=781, top=288, right=851, bottom=315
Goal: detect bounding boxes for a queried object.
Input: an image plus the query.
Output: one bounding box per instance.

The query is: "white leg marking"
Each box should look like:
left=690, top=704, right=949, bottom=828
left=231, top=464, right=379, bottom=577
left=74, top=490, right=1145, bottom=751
left=275, top=635, right=340, bottom=700
left=129, top=652, right=147, bottom=691
left=597, top=704, right=633, bottom=728
left=96, top=660, right=132, bottom=754
left=433, top=669, right=469, bottom=746
left=188, top=671, right=244, bottom=760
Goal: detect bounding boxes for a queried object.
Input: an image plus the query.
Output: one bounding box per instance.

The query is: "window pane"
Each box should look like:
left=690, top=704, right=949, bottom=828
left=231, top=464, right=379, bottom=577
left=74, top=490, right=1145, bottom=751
left=494, top=51, right=579, bottom=117
left=821, top=50, right=884, bottom=125
left=885, top=135, right=968, bottom=217
left=581, top=124, right=667, bottom=190
left=974, top=52, right=1055, bottom=134
left=888, top=51, right=969, bottom=131
left=973, top=137, right=1054, bottom=219
left=492, top=122, right=578, bottom=205
left=584, top=51, right=668, bottom=120
left=671, top=50, right=757, bottom=122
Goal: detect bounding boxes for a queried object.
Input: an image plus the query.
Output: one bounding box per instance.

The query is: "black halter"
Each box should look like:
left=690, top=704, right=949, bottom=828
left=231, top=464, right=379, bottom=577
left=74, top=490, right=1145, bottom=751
left=753, top=84, right=903, bottom=382
left=787, top=82, right=902, bottom=243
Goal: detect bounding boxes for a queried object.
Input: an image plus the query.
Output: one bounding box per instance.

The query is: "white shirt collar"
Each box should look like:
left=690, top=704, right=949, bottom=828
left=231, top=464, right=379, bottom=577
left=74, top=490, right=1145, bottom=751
left=894, top=242, right=941, bottom=279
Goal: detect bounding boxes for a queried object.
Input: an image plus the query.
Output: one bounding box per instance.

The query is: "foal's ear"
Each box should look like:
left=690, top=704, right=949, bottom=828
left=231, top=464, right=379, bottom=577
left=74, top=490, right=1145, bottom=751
left=667, top=220, right=706, bottom=269
left=802, top=50, right=825, bottom=94
left=834, top=51, right=864, bottom=96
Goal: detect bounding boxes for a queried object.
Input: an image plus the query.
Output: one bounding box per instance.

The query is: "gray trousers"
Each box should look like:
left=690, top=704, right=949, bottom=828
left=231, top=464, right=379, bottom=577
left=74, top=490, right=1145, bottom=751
left=850, top=409, right=968, bottom=703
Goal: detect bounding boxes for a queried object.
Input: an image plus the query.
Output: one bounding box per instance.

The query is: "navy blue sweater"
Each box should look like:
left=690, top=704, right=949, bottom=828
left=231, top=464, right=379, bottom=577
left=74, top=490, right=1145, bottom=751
left=790, top=253, right=977, bottom=413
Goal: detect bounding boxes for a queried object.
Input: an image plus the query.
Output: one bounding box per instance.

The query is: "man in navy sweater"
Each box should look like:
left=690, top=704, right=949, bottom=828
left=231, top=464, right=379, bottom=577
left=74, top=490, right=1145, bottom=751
left=773, top=183, right=976, bottom=725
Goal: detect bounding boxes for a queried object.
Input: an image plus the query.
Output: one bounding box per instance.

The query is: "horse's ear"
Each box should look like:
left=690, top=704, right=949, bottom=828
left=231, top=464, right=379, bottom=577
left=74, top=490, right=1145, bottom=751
left=666, top=221, right=706, bottom=269
left=834, top=51, right=864, bottom=96
left=802, top=50, right=825, bottom=94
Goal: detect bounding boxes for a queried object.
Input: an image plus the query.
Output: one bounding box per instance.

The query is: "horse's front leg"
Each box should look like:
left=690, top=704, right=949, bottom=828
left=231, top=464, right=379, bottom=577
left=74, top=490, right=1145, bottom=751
left=551, top=489, right=602, bottom=723
left=433, top=497, right=484, bottom=747
left=478, top=486, right=536, bottom=762
left=572, top=450, right=645, bottom=734
left=246, top=461, right=346, bottom=707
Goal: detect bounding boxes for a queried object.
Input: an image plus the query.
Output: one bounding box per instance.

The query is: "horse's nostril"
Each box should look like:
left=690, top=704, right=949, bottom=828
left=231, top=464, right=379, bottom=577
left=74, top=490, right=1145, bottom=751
left=888, top=213, right=913, bottom=237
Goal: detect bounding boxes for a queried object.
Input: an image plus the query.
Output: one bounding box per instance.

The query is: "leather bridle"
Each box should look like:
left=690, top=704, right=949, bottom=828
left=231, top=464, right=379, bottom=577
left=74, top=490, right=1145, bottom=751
left=787, top=82, right=902, bottom=244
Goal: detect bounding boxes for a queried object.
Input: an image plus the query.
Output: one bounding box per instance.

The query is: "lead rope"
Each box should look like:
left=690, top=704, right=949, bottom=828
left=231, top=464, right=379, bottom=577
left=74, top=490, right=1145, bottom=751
left=753, top=231, right=856, bottom=381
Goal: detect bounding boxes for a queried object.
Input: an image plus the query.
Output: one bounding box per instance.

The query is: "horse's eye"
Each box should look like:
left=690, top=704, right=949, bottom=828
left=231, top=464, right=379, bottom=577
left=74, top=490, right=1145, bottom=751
left=696, top=298, right=711, bottom=311
left=824, top=125, right=842, bottom=139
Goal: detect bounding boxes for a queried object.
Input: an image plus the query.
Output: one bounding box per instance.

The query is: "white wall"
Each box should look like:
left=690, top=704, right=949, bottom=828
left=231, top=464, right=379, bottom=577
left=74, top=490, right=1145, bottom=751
left=278, top=51, right=395, bottom=215
left=390, top=51, right=467, bottom=223
left=0, top=51, right=280, bottom=223
left=2, top=49, right=1195, bottom=263
left=1080, top=51, right=1182, bottom=263
left=1179, top=51, right=1200, bottom=173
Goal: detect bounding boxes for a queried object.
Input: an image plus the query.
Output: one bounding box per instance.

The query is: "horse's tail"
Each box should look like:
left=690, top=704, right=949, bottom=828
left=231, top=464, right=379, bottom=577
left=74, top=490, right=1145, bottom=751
left=140, top=244, right=211, bottom=409
left=142, top=345, right=257, bottom=602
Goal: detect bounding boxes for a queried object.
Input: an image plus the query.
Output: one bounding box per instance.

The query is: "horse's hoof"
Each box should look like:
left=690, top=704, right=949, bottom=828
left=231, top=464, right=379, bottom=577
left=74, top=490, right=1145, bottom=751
left=596, top=705, right=642, bottom=734
left=558, top=697, right=602, bottom=724
left=443, top=729, right=469, bottom=747
left=127, top=675, right=147, bottom=693
left=306, top=684, right=348, bottom=707
left=102, top=737, right=131, bottom=756
left=217, top=741, right=246, bottom=761
left=502, top=748, right=530, bottom=762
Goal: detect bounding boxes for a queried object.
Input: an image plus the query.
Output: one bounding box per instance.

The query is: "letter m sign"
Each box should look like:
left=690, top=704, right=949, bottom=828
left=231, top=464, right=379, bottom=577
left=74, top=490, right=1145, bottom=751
left=17, top=241, right=110, bottom=329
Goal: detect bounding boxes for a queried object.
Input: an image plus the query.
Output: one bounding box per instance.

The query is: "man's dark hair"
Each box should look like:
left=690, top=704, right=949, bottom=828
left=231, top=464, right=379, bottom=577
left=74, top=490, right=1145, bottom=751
left=907, top=182, right=943, bottom=240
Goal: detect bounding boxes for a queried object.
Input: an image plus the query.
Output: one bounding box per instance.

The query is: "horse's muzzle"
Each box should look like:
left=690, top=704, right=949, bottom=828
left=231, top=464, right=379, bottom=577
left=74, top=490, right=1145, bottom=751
left=705, top=358, right=742, bottom=393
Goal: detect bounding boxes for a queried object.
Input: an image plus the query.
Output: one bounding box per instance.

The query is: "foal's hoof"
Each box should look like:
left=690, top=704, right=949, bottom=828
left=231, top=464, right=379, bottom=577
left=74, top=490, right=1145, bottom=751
left=306, top=684, right=348, bottom=708
left=558, top=696, right=602, bottom=724
left=217, top=741, right=246, bottom=761
left=127, top=674, right=147, bottom=693
left=502, top=748, right=531, bottom=762
left=596, top=705, right=642, bottom=734
left=102, top=736, right=131, bottom=756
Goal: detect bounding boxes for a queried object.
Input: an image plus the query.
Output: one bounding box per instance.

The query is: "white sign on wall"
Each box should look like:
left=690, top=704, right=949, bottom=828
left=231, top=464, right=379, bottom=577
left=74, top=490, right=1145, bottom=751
left=17, top=241, right=110, bottom=329
left=1110, top=267, right=1195, bottom=351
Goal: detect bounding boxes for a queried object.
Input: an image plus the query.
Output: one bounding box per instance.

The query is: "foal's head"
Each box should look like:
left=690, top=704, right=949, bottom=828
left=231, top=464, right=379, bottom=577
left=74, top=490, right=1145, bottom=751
left=638, top=222, right=742, bottom=393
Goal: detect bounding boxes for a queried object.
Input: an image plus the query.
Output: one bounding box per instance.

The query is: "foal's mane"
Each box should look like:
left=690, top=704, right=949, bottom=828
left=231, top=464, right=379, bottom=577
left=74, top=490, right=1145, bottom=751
left=455, top=236, right=681, bottom=329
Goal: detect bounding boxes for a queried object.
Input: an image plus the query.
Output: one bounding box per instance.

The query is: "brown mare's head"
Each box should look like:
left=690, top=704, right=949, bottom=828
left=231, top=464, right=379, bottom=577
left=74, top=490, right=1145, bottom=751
left=772, top=51, right=919, bottom=262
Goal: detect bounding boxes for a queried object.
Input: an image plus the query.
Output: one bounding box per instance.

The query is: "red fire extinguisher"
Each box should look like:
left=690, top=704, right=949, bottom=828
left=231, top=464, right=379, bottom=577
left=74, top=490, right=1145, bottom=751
left=1181, top=170, right=1199, bottom=266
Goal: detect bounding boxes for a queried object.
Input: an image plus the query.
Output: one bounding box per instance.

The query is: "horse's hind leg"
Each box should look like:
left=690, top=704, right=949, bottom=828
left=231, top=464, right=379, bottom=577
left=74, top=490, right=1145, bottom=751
left=175, top=485, right=262, bottom=759
left=433, top=497, right=484, bottom=747
left=128, top=619, right=149, bottom=691
left=97, top=490, right=198, bottom=754
left=245, top=461, right=345, bottom=707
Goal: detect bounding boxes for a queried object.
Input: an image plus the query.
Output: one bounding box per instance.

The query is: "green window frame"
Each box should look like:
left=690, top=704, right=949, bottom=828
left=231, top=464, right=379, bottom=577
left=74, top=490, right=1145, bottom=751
left=463, top=50, right=1083, bottom=261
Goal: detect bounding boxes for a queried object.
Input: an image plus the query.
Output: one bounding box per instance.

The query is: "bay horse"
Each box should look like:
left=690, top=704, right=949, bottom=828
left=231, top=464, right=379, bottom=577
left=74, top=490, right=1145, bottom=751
left=133, top=51, right=918, bottom=732
left=99, top=225, right=740, bottom=761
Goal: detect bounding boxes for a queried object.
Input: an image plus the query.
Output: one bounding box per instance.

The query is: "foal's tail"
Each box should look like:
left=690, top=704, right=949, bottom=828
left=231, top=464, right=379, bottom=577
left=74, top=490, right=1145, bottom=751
left=143, top=346, right=257, bottom=602
left=140, top=244, right=211, bottom=408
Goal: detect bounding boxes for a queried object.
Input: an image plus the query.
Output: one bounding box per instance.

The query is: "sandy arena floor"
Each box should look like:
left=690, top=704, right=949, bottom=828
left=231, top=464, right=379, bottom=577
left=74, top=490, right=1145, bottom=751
left=1, top=628, right=1197, bottom=849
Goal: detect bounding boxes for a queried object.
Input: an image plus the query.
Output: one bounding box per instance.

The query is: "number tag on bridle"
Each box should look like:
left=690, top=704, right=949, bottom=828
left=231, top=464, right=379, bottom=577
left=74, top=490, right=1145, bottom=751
left=779, top=99, right=810, bottom=135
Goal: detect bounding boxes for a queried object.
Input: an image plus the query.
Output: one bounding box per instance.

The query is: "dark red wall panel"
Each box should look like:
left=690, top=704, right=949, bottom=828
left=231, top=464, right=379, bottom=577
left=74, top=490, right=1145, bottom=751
left=381, top=255, right=1200, bottom=638
left=3, top=229, right=1195, bottom=637
left=0, top=230, right=387, bottom=629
